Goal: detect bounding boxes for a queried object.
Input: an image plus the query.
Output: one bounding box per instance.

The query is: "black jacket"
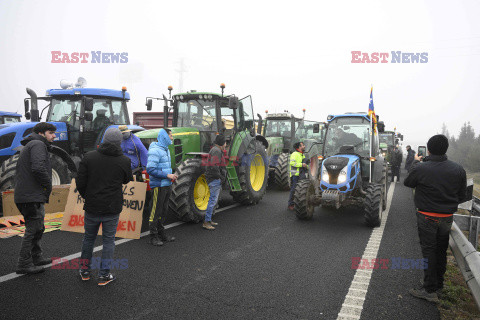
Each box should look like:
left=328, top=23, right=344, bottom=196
left=405, top=149, right=416, bottom=170
left=14, top=133, right=52, bottom=204
left=205, top=145, right=226, bottom=184
left=391, top=150, right=403, bottom=167
left=404, top=154, right=467, bottom=214
left=76, top=143, right=133, bottom=215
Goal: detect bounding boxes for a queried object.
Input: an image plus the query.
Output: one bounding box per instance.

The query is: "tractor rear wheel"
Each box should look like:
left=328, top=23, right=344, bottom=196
left=273, top=152, right=290, bottom=191
left=294, top=179, right=315, bottom=220
left=169, top=158, right=207, bottom=223
left=364, top=183, right=383, bottom=227
left=232, top=141, right=268, bottom=205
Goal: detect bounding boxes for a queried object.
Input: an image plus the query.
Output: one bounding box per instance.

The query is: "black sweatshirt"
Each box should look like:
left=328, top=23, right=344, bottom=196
left=76, top=143, right=133, bottom=215
left=404, top=154, right=467, bottom=214
left=205, top=145, right=226, bottom=184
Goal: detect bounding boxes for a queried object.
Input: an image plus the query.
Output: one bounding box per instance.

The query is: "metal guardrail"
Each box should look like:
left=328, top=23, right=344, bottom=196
left=450, top=194, right=480, bottom=309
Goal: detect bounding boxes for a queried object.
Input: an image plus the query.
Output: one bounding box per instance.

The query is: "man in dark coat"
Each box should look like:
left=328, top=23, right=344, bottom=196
left=404, top=135, right=467, bottom=303
left=391, top=146, right=403, bottom=182
left=203, top=134, right=227, bottom=230
left=77, top=127, right=133, bottom=286
left=14, top=122, right=57, bottom=274
left=405, top=145, right=416, bottom=171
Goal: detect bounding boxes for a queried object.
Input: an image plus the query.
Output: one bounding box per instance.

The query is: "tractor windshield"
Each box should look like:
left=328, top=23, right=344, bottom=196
left=379, top=133, right=394, bottom=146
left=297, top=120, right=325, bottom=141
left=177, top=99, right=218, bottom=131
left=48, top=98, right=128, bottom=127
left=265, top=119, right=292, bottom=137
left=323, top=116, right=371, bottom=157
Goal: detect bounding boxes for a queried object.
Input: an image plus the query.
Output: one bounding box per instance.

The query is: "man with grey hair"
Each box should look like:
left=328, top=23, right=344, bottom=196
left=77, top=127, right=133, bottom=286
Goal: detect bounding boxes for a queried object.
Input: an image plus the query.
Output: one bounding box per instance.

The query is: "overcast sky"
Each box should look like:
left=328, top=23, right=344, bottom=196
left=1, top=0, right=479, bottom=151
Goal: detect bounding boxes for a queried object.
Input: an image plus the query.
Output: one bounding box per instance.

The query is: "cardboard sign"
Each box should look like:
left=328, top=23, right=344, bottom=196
left=61, top=179, right=146, bottom=239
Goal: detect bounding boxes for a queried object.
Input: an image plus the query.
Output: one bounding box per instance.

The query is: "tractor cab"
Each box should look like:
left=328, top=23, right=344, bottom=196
left=0, top=112, right=22, bottom=125
left=172, top=91, right=255, bottom=154
left=379, top=131, right=395, bottom=162
left=263, top=112, right=302, bottom=153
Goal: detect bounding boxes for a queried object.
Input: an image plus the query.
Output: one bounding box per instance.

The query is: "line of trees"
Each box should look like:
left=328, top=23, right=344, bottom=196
left=442, top=122, right=480, bottom=172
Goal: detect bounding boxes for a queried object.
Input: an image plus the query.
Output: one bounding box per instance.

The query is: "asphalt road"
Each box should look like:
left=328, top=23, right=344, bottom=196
left=0, top=179, right=438, bottom=320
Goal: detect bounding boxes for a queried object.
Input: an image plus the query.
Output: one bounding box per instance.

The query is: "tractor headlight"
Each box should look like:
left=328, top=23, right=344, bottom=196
left=338, top=166, right=348, bottom=184
left=382, top=152, right=386, bottom=157
left=321, top=164, right=329, bottom=183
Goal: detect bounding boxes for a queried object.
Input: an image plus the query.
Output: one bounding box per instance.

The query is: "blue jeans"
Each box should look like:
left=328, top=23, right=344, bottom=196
left=80, top=212, right=120, bottom=277
left=205, top=179, right=222, bottom=222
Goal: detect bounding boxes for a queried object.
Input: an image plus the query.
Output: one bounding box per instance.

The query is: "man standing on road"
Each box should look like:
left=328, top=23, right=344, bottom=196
left=77, top=127, right=133, bottom=286
left=147, top=128, right=177, bottom=245
left=14, top=122, right=57, bottom=274
left=391, top=146, right=403, bottom=183
left=404, top=134, right=467, bottom=303
left=288, top=142, right=308, bottom=210
left=203, top=134, right=227, bottom=230
left=405, top=145, right=416, bottom=171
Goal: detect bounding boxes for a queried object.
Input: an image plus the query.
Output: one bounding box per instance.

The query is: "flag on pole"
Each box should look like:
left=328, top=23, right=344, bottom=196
left=368, top=86, right=377, bottom=132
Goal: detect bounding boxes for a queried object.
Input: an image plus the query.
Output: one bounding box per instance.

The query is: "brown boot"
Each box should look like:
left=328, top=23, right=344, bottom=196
left=202, top=222, right=215, bottom=230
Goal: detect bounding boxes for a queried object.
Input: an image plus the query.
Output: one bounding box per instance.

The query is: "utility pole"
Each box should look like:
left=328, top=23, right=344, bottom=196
left=176, top=58, right=187, bottom=92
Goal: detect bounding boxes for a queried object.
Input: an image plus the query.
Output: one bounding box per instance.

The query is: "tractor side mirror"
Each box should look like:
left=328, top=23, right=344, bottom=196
left=313, top=123, right=320, bottom=133
left=24, top=99, right=30, bottom=113
left=84, top=97, right=94, bottom=112
left=25, top=112, right=31, bottom=121
left=146, top=99, right=153, bottom=111
left=84, top=112, right=93, bottom=122
left=228, top=96, right=238, bottom=109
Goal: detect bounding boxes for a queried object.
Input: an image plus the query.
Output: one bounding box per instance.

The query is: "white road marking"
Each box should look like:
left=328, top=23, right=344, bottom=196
left=0, top=203, right=240, bottom=283
left=336, top=182, right=396, bottom=320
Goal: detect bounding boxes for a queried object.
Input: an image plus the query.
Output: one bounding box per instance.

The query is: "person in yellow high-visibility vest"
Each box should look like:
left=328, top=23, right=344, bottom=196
left=288, top=142, right=308, bottom=210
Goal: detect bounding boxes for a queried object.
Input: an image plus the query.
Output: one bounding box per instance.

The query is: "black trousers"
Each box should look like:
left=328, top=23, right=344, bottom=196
left=391, top=165, right=400, bottom=182
left=288, top=175, right=300, bottom=206
left=16, top=203, right=46, bottom=268
left=416, top=212, right=453, bottom=293
left=149, top=186, right=171, bottom=235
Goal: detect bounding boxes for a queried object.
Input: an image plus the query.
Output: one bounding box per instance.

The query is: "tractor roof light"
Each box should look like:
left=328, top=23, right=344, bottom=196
left=369, top=157, right=376, bottom=162
left=122, top=86, right=127, bottom=91
left=303, top=108, right=306, bottom=112
left=265, top=110, right=268, bottom=114
left=168, top=85, right=173, bottom=90
left=318, top=155, right=324, bottom=160
left=220, top=83, right=225, bottom=89
left=327, top=115, right=334, bottom=121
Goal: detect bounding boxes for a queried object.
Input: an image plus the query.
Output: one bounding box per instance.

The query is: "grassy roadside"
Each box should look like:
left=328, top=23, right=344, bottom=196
left=439, top=250, right=480, bottom=319
left=440, top=174, right=480, bottom=319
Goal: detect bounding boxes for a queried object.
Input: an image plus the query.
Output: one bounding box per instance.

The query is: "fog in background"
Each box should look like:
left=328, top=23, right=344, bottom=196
left=1, top=0, right=480, bottom=153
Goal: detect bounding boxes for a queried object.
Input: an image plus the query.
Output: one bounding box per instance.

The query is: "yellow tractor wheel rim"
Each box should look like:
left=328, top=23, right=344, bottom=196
left=194, top=174, right=210, bottom=211
left=250, top=154, right=265, bottom=192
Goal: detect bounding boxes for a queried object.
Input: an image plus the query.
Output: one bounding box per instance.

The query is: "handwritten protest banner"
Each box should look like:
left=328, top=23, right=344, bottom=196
left=61, top=179, right=147, bottom=239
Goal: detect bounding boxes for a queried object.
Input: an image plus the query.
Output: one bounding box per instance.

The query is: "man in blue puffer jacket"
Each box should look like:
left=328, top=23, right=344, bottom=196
left=146, top=128, right=178, bottom=246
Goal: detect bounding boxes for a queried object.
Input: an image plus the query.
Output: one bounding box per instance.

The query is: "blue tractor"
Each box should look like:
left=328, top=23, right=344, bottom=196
left=0, top=111, right=22, bottom=124
left=293, top=113, right=388, bottom=227
left=0, top=80, right=143, bottom=213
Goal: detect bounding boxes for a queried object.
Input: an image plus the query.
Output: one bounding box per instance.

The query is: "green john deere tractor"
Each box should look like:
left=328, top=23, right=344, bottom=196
left=263, top=111, right=325, bottom=190
left=379, top=130, right=395, bottom=163
left=136, top=84, right=269, bottom=222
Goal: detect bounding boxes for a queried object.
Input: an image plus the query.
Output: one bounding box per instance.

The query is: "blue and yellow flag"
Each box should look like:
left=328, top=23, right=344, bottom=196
left=368, top=86, right=377, bottom=132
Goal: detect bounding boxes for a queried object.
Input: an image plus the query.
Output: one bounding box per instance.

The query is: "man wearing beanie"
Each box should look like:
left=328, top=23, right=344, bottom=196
left=405, top=145, right=416, bottom=171
left=203, top=134, right=227, bottom=230
left=77, top=127, right=133, bottom=285
left=404, top=134, right=467, bottom=303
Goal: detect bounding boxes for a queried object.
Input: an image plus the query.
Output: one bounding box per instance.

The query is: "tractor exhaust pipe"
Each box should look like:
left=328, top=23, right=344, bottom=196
left=26, top=88, right=40, bottom=122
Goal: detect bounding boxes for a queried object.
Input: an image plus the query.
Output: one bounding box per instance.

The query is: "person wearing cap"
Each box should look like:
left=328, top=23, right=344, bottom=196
left=119, top=125, right=148, bottom=170
left=404, top=134, right=467, bottom=303
left=76, top=127, right=133, bottom=286
left=203, top=134, right=227, bottom=230
left=405, top=145, right=416, bottom=171
left=147, top=128, right=177, bottom=245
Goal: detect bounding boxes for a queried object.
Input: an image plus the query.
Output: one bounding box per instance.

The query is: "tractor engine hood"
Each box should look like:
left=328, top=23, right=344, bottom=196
left=322, top=155, right=360, bottom=186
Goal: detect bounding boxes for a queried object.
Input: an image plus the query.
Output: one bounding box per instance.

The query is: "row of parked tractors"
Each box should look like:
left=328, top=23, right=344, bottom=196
left=0, top=80, right=401, bottom=227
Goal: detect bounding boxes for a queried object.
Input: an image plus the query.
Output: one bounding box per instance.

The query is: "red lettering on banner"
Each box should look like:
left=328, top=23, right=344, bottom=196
left=117, top=221, right=126, bottom=231
left=51, top=51, right=62, bottom=63
left=127, top=221, right=136, bottom=231
left=68, top=215, right=84, bottom=227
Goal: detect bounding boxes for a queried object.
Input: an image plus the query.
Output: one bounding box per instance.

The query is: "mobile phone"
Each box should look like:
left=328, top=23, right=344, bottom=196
left=418, top=146, right=427, bottom=158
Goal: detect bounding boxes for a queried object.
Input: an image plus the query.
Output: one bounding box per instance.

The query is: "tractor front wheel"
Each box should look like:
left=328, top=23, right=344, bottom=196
left=169, top=158, right=207, bottom=223
left=364, top=183, right=383, bottom=227
left=294, top=179, right=316, bottom=220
